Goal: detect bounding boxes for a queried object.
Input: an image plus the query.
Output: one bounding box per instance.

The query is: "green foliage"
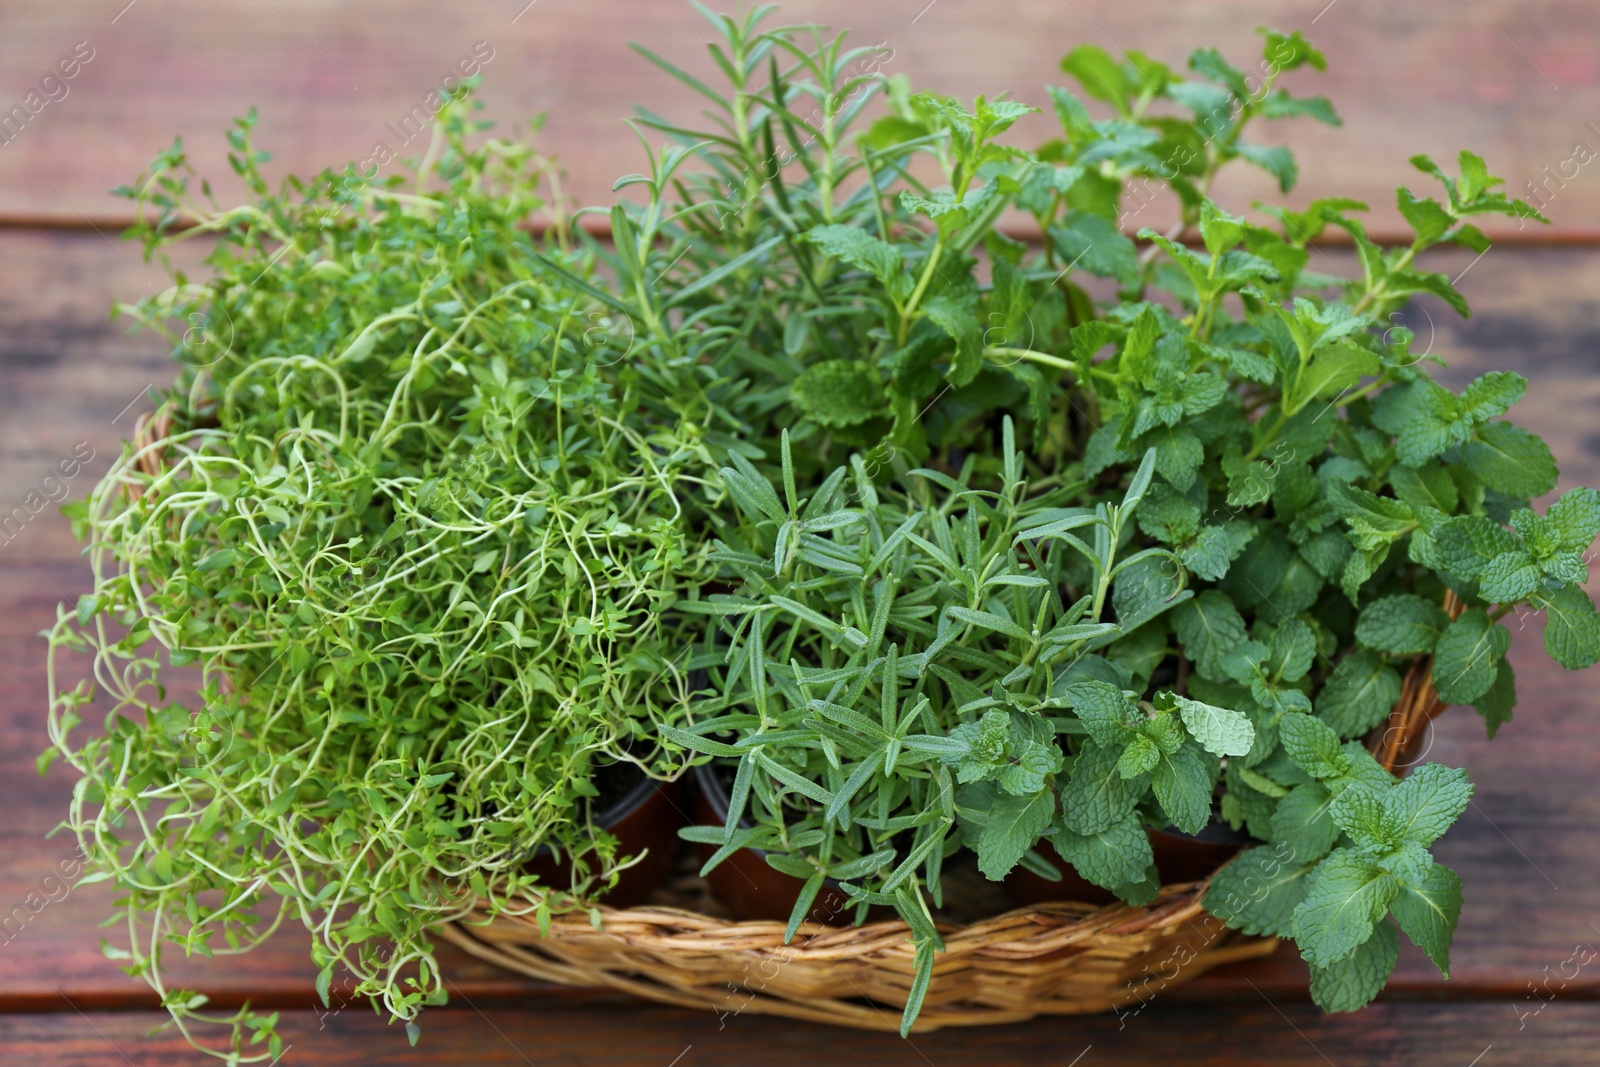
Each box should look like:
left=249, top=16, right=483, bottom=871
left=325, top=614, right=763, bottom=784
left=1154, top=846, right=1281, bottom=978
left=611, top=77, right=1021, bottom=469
left=48, top=97, right=714, bottom=1059
left=637, top=7, right=1593, bottom=1032
left=51, top=6, right=1600, bottom=1052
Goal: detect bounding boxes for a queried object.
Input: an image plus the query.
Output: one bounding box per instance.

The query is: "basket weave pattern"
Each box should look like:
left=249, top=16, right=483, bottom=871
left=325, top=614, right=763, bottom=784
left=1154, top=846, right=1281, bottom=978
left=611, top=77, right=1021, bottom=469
left=441, top=593, right=1464, bottom=1030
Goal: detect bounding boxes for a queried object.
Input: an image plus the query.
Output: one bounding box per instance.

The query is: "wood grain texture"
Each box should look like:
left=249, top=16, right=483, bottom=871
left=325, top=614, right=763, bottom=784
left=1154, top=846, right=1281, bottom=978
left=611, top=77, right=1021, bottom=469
left=6, top=1000, right=1600, bottom=1066
left=3, top=231, right=1600, bottom=1057
left=0, top=1, right=1597, bottom=240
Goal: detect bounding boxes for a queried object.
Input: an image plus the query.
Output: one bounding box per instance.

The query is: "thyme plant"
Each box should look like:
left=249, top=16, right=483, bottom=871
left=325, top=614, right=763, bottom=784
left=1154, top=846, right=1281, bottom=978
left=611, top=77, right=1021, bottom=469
left=45, top=99, right=712, bottom=1059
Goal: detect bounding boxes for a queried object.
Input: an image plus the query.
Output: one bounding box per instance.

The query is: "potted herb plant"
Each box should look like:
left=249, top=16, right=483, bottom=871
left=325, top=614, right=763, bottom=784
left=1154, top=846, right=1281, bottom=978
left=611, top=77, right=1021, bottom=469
left=45, top=98, right=710, bottom=1059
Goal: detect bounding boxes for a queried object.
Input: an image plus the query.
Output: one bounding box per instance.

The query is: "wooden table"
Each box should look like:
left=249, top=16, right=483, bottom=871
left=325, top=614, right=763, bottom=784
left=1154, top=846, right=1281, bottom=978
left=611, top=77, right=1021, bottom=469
left=3, top=3, right=1599, bottom=1063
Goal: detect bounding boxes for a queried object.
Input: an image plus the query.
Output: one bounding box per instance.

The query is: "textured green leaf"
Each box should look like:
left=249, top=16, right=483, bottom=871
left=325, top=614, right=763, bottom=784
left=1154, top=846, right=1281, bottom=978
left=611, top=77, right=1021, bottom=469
left=1151, top=742, right=1214, bottom=834
left=1387, top=764, right=1473, bottom=846
left=1476, top=551, right=1542, bottom=603
left=1270, top=781, right=1340, bottom=864
left=1308, top=919, right=1399, bottom=1013
left=1463, top=422, right=1557, bottom=498
left=1355, top=595, right=1451, bottom=656
left=1317, top=650, right=1402, bottom=739
left=805, top=225, right=904, bottom=288
left=1181, top=521, right=1257, bottom=581
left=1473, top=658, right=1516, bottom=739
left=1169, top=693, right=1255, bottom=757
left=1432, top=515, right=1518, bottom=581
left=1049, top=211, right=1140, bottom=284
left=1431, top=609, right=1509, bottom=704
left=1533, top=584, right=1600, bottom=669
left=1051, top=811, right=1153, bottom=890
left=1390, top=862, right=1463, bottom=976
left=1279, top=712, right=1345, bottom=779
left=1060, top=740, right=1144, bottom=835
left=1060, top=680, right=1139, bottom=747
left=1204, top=844, right=1319, bottom=938
left=790, top=360, right=886, bottom=428
left=977, top=790, right=1056, bottom=880
left=1172, top=591, right=1248, bottom=682
left=1292, top=849, right=1399, bottom=967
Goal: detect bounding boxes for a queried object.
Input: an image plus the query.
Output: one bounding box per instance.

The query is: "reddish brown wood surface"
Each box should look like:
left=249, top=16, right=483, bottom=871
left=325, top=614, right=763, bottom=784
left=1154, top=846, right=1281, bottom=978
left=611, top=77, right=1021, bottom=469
left=0, top=1, right=1597, bottom=240
left=6, top=1001, right=1600, bottom=1067
left=3, top=232, right=1600, bottom=1062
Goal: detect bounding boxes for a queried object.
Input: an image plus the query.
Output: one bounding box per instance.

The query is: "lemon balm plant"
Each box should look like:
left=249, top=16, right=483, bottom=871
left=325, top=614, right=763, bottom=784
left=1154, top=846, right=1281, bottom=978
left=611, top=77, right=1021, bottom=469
left=631, top=8, right=1600, bottom=1033
left=44, top=99, right=714, bottom=1059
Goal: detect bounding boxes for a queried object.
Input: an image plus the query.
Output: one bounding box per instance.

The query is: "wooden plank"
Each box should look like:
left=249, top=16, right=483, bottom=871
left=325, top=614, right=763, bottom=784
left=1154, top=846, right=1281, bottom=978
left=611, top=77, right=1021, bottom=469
left=5, top=1000, right=1600, bottom=1066
left=0, top=1, right=1596, bottom=240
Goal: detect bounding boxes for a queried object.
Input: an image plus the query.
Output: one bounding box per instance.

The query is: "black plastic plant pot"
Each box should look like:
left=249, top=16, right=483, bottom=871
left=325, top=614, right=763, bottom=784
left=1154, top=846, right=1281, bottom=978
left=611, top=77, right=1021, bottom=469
left=689, top=760, right=857, bottom=925
left=1003, top=818, right=1254, bottom=908
left=525, top=763, right=685, bottom=909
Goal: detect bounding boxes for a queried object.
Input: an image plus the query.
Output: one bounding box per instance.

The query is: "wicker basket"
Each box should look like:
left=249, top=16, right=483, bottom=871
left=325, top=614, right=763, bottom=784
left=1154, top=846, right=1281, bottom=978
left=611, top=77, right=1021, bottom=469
left=126, top=409, right=1464, bottom=1030
left=438, top=592, right=1466, bottom=1031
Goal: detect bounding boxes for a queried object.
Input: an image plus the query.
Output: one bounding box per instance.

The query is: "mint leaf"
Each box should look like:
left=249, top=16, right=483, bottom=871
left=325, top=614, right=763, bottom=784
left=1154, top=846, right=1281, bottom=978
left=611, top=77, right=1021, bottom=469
left=1473, top=659, right=1515, bottom=739
left=1279, top=712, right=1345, bottom=779
left=1546, top=487, right=1600, bottom=552
left=1181, top=521, right=1257, bottom=581
left=805, top=224, right=905, bottom=292
left=1151, top=742, right=1214, bottom=834
left=1060, top=740, right=1144, bottom=835
left=790, top=360, right=886, bottom=428
left=1464, top=422, right=1557, bottom=498
left=1051, top=811, right=1153, bottom=890
left=1271, top=781, right=1340, bottom=864
left=1390, top=862, right=1463, bottom=976
left=1387, top=764, right=1472, bottom=846
left=977, top=790, right=1056, bottom=880
left=1308, top=919, right=1399, bottom=1012
left=1060, top=680, right=1139, bottom=747
left=1431, top=609, right=1509, bottom=704
left=1204, top=844, right=1319, bottom=938
left=1355, top=594, right=1451, bottom=656
left=1168, top=692, right=1255, bottom=757
left=1432, top=515, right=1519, bottom=582
left=1476, top=551, right=1543, bottom=603
left=1317, top=650, right=1402, bottom=738
left=1173, top=591, right=1248, bottom=682
left=1292, top=849, right=1399, bottom=967
left=1532, top=584, right=1600, bottom=669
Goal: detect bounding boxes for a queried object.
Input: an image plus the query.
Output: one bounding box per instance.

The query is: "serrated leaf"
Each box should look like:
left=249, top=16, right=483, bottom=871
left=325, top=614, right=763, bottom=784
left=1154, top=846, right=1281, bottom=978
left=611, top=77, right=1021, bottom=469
left=1170, top=693, right=1255, bottom=757
left=1292, top=849, right=1399, bottom=967
left=1464, top=422, right=1557, bottom=498
left=1060, top=740, right=1144, bottom=835
left=1173, top=591, right=1248, bottom=682
left=1317, top=650, right=1402, bottom=739
left=1431, top=609, right=1509, bottom=704
left=1151, top=742, right=1213, bottom=834
left=1204, top=844, right=1318, bottom=937
left=1051, top=811, right=1153, bottom=890
left=1390, top=862, right=1462, bottom=976
left=1356, top=595, right=1451, bottom=656
left=1271, top=781, right=1340, bottom=864
left=1387, top=764, right=1473, bottom=846
left=977, top=790, right=1056, bottom=880
left=1532, top=584, right=1600, bottom=669
left=1181, top=521, right=1257, bottom=581
left=1309, top=919, right=1399, bottom=1012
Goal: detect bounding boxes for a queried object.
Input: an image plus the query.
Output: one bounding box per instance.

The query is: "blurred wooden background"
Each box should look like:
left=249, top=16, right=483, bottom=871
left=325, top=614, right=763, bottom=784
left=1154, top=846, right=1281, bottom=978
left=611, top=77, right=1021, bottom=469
left=0, top=0, right=1596, bottom=239
left=3, top=3, right=1600, bottom=1064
